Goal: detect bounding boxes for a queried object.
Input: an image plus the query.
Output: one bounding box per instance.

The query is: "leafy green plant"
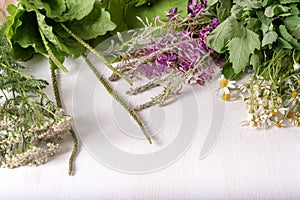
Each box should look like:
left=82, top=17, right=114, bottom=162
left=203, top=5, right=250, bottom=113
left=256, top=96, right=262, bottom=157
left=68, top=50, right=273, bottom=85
left=206, top=0, right=300, bottom=79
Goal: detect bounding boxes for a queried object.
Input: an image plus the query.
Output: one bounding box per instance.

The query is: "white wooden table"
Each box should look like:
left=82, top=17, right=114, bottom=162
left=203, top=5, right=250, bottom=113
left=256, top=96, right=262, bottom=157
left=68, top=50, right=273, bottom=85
left=1, top=55, right=300, bottom=200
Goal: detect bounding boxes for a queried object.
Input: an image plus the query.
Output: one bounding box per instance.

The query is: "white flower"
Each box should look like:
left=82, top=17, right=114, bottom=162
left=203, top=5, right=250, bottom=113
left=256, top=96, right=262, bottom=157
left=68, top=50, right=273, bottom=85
left=218, top=75, right=236, bottom=93
left=294, top=62, right=300, bottom=71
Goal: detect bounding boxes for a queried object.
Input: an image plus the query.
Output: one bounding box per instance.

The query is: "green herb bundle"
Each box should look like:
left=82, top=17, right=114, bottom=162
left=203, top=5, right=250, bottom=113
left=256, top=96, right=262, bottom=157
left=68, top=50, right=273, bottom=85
left=206, top=0, right=300, bottom=79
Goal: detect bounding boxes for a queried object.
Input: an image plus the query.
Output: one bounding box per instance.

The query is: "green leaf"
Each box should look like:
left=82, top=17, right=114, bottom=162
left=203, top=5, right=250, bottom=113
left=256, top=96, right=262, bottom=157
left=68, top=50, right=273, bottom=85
left=291, top=25, right=300, bottom=40
left=231, top=5, right=243, bottom=19
left=207, top=0, right=219, bottom=7
left=124, top=0, right=188, bottom=28
left=20, top=0, right=66, bottom=20
left=250, top=51, right=261, bottom=71
left=65, top=2, right=117, bottom=40
left=227, top=28, right=261, bottom=74
left=262, top=31, right=278, bottom=47
left=54, top=0, right=96, bottom=22
left=279, top=0, right=300, bottom=4
left=279, top=25, right=300, bottom=50
left=206, top=16, right=245, bottom=53
left=234, top=0, right=262, bottom=9
left=264, top=4, right=290, bottom=18
left=276, top=37, right=293, bottom=49
left=222, top=60, right=235, bottom=80
left=102, top=0, right=130, bottom=32
left=256, top=10, right=272, bottom=26
left=135, top=0, right=148, bottom=7
left=5, top=8, right=47, bottom=60
left=216, top=0, right=232, bottom=22
left=284, top=15, right=300, bottom=30
left=35, top=12, right=85, bottom=58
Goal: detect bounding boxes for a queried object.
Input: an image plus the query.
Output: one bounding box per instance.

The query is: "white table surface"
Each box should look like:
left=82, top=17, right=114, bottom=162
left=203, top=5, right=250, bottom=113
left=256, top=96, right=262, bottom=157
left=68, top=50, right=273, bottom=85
left=1, top=55, right=300, bottom=200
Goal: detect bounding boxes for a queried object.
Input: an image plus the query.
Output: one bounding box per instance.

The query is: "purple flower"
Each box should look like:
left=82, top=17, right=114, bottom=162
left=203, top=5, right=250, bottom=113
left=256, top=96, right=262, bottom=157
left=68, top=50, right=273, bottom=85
left=166, top=7, right=178, bottom=21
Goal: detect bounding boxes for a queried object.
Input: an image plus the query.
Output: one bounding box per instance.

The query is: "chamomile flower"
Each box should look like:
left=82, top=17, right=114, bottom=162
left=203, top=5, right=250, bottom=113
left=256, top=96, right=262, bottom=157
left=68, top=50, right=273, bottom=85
left=218, top=75, right=236, bottom=94
left=294, top=62, right=300, bottom=71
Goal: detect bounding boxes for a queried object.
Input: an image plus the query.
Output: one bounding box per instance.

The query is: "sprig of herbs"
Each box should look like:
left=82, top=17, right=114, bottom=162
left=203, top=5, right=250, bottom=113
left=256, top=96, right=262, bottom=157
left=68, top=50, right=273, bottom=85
left=0, top=25, right=72, bottom=168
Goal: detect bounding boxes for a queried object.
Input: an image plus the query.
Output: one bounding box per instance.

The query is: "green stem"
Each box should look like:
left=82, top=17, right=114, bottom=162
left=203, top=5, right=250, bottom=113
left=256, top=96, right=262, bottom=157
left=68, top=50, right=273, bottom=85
left=60, top=24, right=132, bottom=85
left=83, top=54, right=152, bottom=144
left=50, top=67, right=78, bottom=176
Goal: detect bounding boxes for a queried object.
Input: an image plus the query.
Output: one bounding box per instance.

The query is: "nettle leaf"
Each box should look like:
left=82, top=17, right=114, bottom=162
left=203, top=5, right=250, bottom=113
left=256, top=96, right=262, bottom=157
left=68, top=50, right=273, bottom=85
left=262, top=31, right=278, bottom=47
left=227, top=28, right=261, bottom=74
left=264, top=4, right=290, bottom=18
left=65, top=2, right=116, bottom=40
left=206, top=16, right=244, bottom=53
left=279, top=25, right=300, bottom=50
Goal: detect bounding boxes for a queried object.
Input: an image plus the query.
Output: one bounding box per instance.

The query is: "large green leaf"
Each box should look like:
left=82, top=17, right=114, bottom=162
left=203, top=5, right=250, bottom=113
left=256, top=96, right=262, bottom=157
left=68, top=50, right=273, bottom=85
left=65, top=2, right=116, bottom=40
left=36, top=12, right=85, bottom=58
left=227, top=28, right=261, bottom=74
left=206, top=16, right=245, bottom=53
left=20, top=0, right=66, bottom=20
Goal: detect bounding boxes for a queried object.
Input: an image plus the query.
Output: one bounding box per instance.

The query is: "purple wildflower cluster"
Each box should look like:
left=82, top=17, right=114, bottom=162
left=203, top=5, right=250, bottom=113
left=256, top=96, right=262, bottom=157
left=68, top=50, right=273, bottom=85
left=136, top=30, right=213, bottom=85
left=134, top=0, right=219, bottom=85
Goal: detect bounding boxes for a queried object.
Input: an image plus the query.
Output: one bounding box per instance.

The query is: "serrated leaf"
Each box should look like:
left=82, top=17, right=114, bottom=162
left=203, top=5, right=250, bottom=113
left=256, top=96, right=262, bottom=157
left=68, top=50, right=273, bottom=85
left=227, top=28, right=261, bottom=74
left=262, top=31, right=278, bottom=46
left=206, top=16, right=245, bottom=53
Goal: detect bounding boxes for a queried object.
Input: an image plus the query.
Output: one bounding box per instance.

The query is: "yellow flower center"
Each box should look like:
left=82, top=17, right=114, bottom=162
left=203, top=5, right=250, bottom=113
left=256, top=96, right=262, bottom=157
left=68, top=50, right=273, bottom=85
left=219, top=79, right=228, bottom=88
left=287, top=111, right=293, bottom=119
left=275, top=121, right=282, bottom=128
left=298, top=80, right=300, bottom=86
left=221, top=93, right=230, bottom=101
left=291, top=91, right=298, bottom=99
left=269, top=109, right=278, bottom=115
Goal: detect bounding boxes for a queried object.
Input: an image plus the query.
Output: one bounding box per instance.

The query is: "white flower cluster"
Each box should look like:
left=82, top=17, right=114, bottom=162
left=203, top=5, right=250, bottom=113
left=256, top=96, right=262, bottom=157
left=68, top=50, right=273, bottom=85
left=0, top=106, right=72, bottom=168
left=218, top=71, right=300, bottom=129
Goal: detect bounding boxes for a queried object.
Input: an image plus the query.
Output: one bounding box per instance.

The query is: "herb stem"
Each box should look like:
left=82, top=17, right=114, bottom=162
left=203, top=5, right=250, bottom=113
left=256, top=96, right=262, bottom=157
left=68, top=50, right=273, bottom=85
left=50, top=67, right=78, bottom=176
left=60, top=24, right=132, bottom=85
left=83, top=54, right=152, bottom=144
